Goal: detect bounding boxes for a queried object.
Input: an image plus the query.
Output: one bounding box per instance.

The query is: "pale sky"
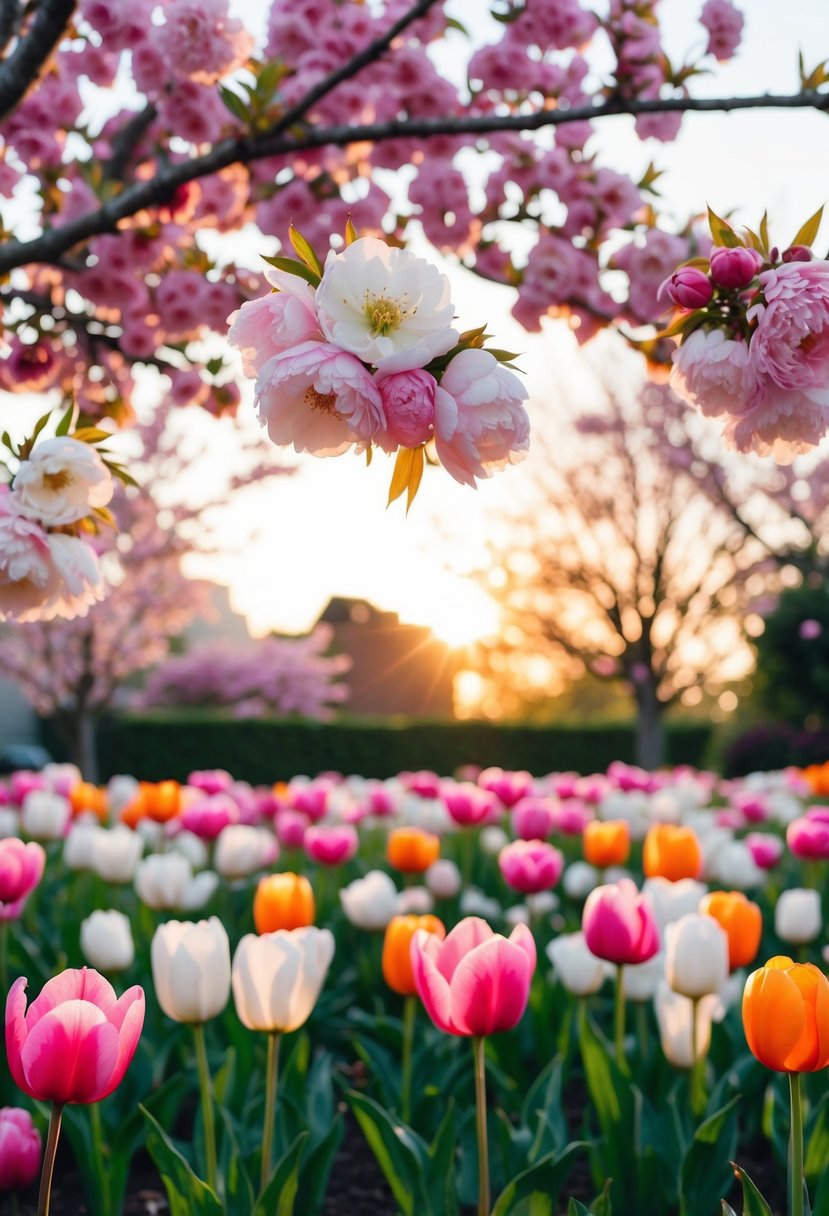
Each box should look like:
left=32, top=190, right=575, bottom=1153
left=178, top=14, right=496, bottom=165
left=2, top=0, right=829, bottom=649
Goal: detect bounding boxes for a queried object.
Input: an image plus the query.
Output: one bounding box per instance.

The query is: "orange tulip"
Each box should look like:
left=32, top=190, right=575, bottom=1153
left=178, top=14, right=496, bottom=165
left=802, top=763, right=829, bottom=798
left=386, top=827, right=440, bottom=874
left=583, top=819, right=630, bottom=868
left=699, top=890, right=762, bottom=970
left=69, top=781, right=108, bottom=823
left=254, top=872, right=315, bottom=933
left=120, top=780, right=182, bottom=827
left=382, top=914, right=446, bottom=996
left=743, top=956, right=829, bottom=1072
left=642, top=824, right=702, bottom=882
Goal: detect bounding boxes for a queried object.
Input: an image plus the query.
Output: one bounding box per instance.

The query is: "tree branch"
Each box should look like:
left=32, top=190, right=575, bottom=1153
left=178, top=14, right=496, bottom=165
left=0, top=0, right=22, bottom=57
left=0, top=86, right=826, bottom=276
left=0, top=0, right=76, bottom=122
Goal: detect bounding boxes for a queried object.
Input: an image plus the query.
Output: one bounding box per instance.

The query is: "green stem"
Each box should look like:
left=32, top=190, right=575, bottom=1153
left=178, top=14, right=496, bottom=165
left=193, top=1023, right=218, bottom=1193
left=614, top=965, right=629, bottom=1075
left=689, top=997, right=705, bottom=1118
left=260, top=1031, right=282, bottom=1193
left=90, top=1101, right=111, bottom=1216
left=0, top=921, right=8, bottom=995
left=37, top=1103, right=63, bottom=1216
left=634, top=1000, right=649, bottom=1062
left=789, top=1071, right=805, bottom=1216
left=473, top=1036, right=490, bottom=1216
left=401, top=995, right=416, bottom=1123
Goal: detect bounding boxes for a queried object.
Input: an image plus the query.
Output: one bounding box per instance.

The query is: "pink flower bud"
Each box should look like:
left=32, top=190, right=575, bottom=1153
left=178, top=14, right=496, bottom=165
left=664, top=266, right=713, bottom=309
left=377, top=370, right=436, bottom=449
left=709, top=246, right=764, bottom=290
left=782, top=245, right=813, bottom=263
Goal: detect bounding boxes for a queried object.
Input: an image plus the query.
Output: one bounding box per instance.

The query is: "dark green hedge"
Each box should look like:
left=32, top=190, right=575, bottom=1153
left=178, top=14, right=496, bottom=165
left=96, top=713, right=714, bottom=782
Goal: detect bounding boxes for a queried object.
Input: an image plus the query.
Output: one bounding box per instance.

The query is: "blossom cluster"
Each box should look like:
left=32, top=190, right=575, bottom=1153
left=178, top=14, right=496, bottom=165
left=663, top=208, right=829, bottom=459
left=0, top=431, right=115, bottom=623
left=229, top=233, right=530, bottom=502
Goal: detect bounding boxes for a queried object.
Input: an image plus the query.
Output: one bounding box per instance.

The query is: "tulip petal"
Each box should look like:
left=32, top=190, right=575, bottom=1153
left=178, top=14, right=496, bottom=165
left=26, top=968, right=116, bottom=1030
left=435, top=917, right=494, bottom=982
left=411, top=934, right=455, bottom=1033
left=508, top=922, right=537, bottom=970
left=97, top=990, right=145, bottom=1100
left=5, top=977, right=32, bottom=1098
left=743, top=967, right=806, bottom=1070
left=449, top=937, right=532, bottom=1036
left=21, top=1000, right=118, bottom=1104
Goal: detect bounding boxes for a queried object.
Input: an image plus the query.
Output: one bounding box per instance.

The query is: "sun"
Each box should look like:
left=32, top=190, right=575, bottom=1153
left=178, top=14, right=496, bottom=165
left=410, top=581, right=502, bottom=649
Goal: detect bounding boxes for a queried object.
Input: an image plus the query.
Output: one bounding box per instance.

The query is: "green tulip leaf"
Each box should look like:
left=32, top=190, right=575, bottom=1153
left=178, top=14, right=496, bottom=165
left=254, top=1130, right=308, bottom=1216
left=141, top=1106, right=224, bottom=1216
left=348, top=1091, right=431, bottom=1216
left=727, top=1163, right=774, bottom=1216
left=568, top=1202, right=594, bottom=1216
left=491, top=1141, right=584, bottom=1216
left=679, top=1095, right=740, bottom=1216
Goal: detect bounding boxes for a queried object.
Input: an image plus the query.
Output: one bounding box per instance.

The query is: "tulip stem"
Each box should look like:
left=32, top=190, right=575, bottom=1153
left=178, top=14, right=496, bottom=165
left=0, top=921, right=8, bottom=994
left=473, top=1036, right=490, bottom=1216
left=401, top=995, right=416, bottom=1123
left=689, top=997, right=705, bottom=1118
left=634, top=1000, right=649, bottom=1062
left=193, top=1023, right=218, bottom=1194
left=90, top=1101, right=111, bottom=1216
left=789, top=1071, right=805, bottom=1216
left=37, top=1102, right=63, bottom=1216
left=614, top=965, right=629, bottom=1075
left=260, top=1031, right=282, bottom=1194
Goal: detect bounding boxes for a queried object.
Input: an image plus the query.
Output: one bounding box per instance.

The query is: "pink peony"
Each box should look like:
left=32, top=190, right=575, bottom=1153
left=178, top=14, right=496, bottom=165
left=254, top=341, right=385, bottom=456
left=670, top=327, right=760, bottom=419
left=228, top=269, right=322, bottom=377
left=375, top=369, right=437, bottom=451
left=748, top=262, right=829, bottom=394
left=700, top=0, right=744, bottom=60
left=0, top=493, right=57, bottom=623
left=434, top=349, right=530, bottom=487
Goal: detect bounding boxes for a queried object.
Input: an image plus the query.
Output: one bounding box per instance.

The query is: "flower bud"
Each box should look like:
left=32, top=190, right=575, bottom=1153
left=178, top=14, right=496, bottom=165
left=709, top=245, right=763, bottom=289
left=664, top=266, right=713, bottom=309
left=782, top=245, right=812, bottom=263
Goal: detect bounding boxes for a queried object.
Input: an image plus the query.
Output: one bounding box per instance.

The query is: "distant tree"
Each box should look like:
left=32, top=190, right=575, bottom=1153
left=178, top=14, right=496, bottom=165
left=753, top=580, right=829, bottom=728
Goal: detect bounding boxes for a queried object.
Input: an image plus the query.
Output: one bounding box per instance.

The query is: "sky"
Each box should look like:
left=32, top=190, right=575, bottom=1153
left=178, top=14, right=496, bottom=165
left=188, top=0, right=829, bottom=643
left=3, top=0, right=829, bottom=652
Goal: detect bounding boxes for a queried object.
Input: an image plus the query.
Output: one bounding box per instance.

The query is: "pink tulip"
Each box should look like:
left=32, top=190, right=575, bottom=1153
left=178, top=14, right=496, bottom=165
left=6, top=969, right=145, bottom=1105
left=179, top=794, right=238, bottom=841
left=304, top=824, right=358, bottom=866
left=275, top=809, right=310, bottom=849
left=512, top=797, right=557, bottom=841
left=552, top=800, right=593, bottom=836
left=548, top=773, right=579, bottom=799
left=441, top=782, right=496, bottom=827
left=787, top=816, right=829, bottom=860
left=0, top=1107, right=41, bottom=1191
left=288, top=782, right=332, bottom=822
left=582, top=879, right=660, bottom=965
left=745, top=832, right=784, bottom=870
left=498, top=840, right=564, bottom=894
left=0, top=839, right=46, bottom=920
left=403, top=770, right=442, bottom=799
left=187, top=769, right=233, bottom=795
left=478, top=767, right=535, bottom=808
left=807, top=807, right=829, bottom=824
left=411, top=917, right=536, bottom=1036
left=8, top=772, right=47, bottom=806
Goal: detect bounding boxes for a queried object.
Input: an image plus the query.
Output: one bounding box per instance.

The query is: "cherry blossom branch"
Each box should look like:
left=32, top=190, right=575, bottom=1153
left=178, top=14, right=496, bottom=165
left=0, top=0, right=76, bottom=122
left=0, top=0, right=23, bottom=56
left=1, top=85, right=824, bottom=277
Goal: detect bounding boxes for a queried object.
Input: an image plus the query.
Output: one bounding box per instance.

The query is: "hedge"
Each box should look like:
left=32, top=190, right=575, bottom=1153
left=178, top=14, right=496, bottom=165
left=96, top=713, right=714, bottom=783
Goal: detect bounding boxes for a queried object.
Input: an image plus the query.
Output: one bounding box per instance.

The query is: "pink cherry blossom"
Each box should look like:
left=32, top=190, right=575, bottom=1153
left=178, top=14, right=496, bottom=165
left=6, top=968, right=145, bottom=1104
left=411, top=916, right=537, bottom=1036
left=748, top=262, right=829, bottom=394
left=670, top=327, right=760, bottom=419
left=254, top=340, right=385, bottom=456
left=435, top=349, right=530, bottom=488
left=375, top=369, right=437, bottom=451
left=700, top=0, right=744, bottom=61
left=228, top=272, right=322, bottom=377
left=0, top=493, right=58, bottom=623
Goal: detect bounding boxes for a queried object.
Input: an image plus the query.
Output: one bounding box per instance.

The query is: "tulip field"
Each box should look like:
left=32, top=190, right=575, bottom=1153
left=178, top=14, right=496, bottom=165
left=2, top=759, right=829, bottom=1216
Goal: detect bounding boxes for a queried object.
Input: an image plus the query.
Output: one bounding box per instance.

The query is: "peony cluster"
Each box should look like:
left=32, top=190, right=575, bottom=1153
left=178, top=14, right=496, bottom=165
left=664, top=209, right=829, bottom=460
left=0, top=434, right=114, bottom=623
left=228, top=233, right=530, bottom=502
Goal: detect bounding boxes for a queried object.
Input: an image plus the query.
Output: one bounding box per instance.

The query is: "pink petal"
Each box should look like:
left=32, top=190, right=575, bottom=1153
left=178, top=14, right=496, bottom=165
left=449, top=938, right=533, bottom=1036
left=97, top=989, right=145, bottom=1100
left=27, top=968, right=116, bottom=1030
left=508, top=922, right=538, bottom=971
left=5, top=977, right=33, bottom=1098
left=411, top=937, right=455, bottom=1034
left=435, top=917, right=494, bottom=982
left=21, top=1000, right=119, bottom=1104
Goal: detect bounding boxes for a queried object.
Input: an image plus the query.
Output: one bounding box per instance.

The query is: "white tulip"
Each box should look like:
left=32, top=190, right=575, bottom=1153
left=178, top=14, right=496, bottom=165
left=90, top=825, right=143, bottom=884
left=713, top=841, right=763, bottom=890
left=599, top=791, right=650, bottom=839
left=63, top=822, right=100, bottom=870
left=642, top=876, right=707, bottom=930
left=397, top=885, right=434, bottom=915
left=647, top=791, right=683, bottom=824
left=479, top=826, right=509, bottom=856
left=562, top=861, right=599, bottom=900
left=80, top=909, right=134, bottom=972
left=21, top=789, right=70, bottom=840
left=504, top=905, right=530, bottom=928
left=107, top=775, right=140, bottom=816
left=460, top=886, right=501, bottom=920
left=340, top=870, right=399, bottom=930
left=214, top=825, right=278, bottom=880
left=181, top=870, right=220, bottom=911
left=42, top=762, right=82, bottom=792
left=622, top=951, right=665, bottom=1002
left=665, top=913, right=729, bottom=999
left=232, top=927, right=335, bottom=1033
left=170, top=830, right=209, bottom=870
left=547, top=932, right=608, bottom=996
left=425, top=859, right=461, bottom=901
left=135, top=854, right=192, bottom=909
left=0, top=808, right=20, bottom=837
left=151, top=917, right=231, bottom=1023
left=135, top=819, right=164, bottom=849
left=655, top=981, right=723, bottom=1069
left=776, top=888, right=822, bottom=945
left=526, top=890, right=559, bottom=917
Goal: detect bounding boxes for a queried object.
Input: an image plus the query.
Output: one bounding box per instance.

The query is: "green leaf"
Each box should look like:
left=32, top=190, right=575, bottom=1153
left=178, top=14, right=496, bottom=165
left=348, top=1091, right=430, bottom=1216
left=288, top=225, right=324, bottom=278
left=219, top=86, right=251, bottom=123
left=261, top=254, right=320, bottom=287
left=296, top=1117, right=344, bottom=1214
left=679, top=1096, right=740, bottom=1216
left=791, top=204, right=824, bottom=249
left=805, top=1092, right=829, bottom=1184
left=141, top=1107, right=223, bottom=1216
left=491, top=1142, right=584, bottom=1216
left=487, top=348, right=523, bottom=364
left=426, top=1100, right=459, bottom=1216
left=569, top=1203, right=594, bottom=1216
left=254, top=1131, right=308, bottom=1216
left=55, top=403, right=75, bottom=436
left=728, top=1163, right=773, bottom=1216
left=707, top=205, right=742, bottom=248
left=760, top=211, right=770, bottom=253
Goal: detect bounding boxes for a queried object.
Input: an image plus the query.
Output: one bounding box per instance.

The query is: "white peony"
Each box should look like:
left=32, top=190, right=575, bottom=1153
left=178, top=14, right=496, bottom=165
left=13, top=436, right=113, bottom=526
left=315, top=237, right=458, bottom=371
